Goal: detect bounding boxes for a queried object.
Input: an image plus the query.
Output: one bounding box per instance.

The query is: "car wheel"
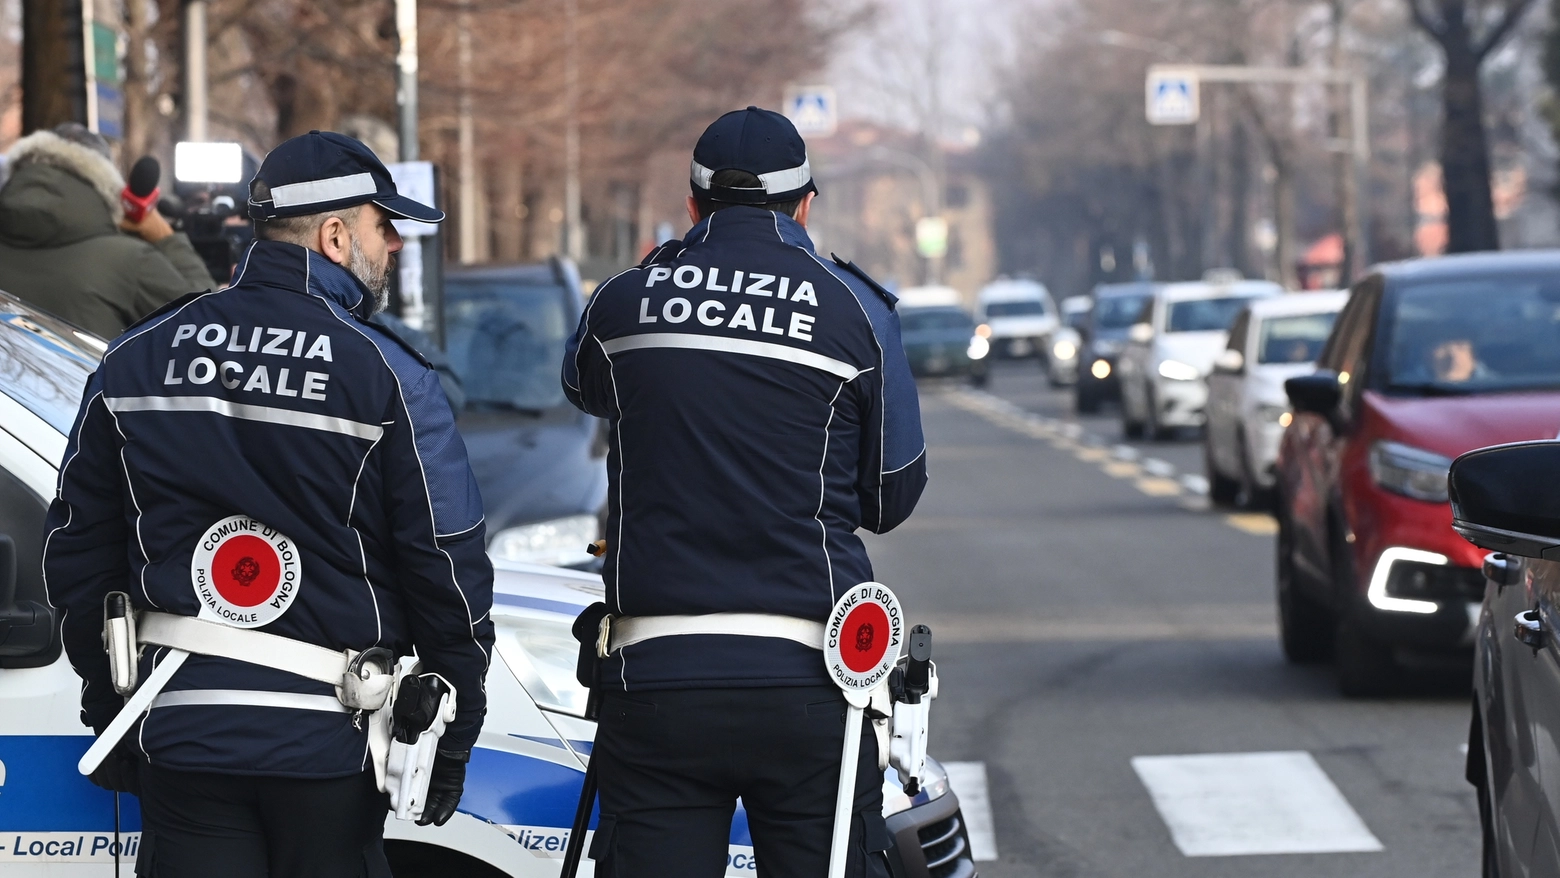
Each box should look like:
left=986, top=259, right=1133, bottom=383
left=1276, top=511, right=1333, bottom=663
left=1205, top=441, right=1241, bottom=507
left=969, top=366, right=990, bottom=389
left=1144, top=388, right=1168, bottom=441
left=1336, top=615, right=1398, bottom=696
left=1077, top=387, right=1101, bottom=414
left=1238, top=433, right=1274, bottom=510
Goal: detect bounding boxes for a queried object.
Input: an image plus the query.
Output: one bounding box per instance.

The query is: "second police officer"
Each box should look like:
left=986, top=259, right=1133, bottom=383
left=563, top=107, right=928, bottom=877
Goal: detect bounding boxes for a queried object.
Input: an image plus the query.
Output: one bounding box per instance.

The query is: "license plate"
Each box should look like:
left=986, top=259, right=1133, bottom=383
left=1009, top=339, right=1032, bottom=356
left=925, top=356, right=949, bottom=373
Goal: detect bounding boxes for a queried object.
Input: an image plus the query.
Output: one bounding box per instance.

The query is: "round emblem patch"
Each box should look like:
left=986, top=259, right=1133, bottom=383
left=824, top=582, right=904, bottom=691
left=190, top=516, right=301, bottom=628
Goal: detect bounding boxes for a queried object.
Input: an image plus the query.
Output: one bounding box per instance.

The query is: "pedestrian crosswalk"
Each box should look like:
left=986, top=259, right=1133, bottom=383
left=1132, top=751, right=1383, bottom=857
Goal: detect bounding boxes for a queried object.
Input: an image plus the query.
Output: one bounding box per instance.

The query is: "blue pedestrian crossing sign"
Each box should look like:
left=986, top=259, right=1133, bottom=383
left=1146, top=68, right=1200, bottom=125
left=784, top=86, right=837, bottom=137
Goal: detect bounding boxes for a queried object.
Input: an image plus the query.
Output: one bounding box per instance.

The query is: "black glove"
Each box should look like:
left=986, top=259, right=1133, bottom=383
left=87, top=732, right=142, bottom=796
left=417, top=750, right=467, bottom=826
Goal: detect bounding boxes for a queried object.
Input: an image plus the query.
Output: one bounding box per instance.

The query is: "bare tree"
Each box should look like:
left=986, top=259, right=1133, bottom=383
left=1407, top=0, right=1536, bottom=252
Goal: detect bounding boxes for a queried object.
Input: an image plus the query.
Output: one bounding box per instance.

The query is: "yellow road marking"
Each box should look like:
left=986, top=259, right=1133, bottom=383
left=1135, top=477, right=1183, bottom=497
left=1102, top=461, right=1141, bottom=478
left=1074, top=447, right=1110, bottom=462
left=1225, top=513, right=1279, bottom=535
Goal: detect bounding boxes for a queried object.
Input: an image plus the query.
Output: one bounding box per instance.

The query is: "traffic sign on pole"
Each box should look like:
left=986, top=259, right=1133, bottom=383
left=1146, top=68, right=1200, bottom=125
left=784, top=86, right=837, bottom=137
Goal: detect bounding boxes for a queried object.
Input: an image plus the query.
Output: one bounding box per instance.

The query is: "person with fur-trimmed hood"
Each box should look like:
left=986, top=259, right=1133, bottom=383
left=0, top=123, right=216, bottom=340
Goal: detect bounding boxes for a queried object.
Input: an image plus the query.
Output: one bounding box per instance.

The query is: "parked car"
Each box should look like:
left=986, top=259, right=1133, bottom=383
left=975, top=278, right=1057, bottom=360
left=1042, top=295, right=1091, bottom=387
left=1117, top=279, right=1281, bottom=439
left=1075, top=282, right=1157, bottom=413
left=899, top=287, right=991, bottom=386
left=445, top=259, right=607, bottom=569
left=1274, top=251, right=1560, bottom=696
left=1204, top=291, right=1347, bottom=507
left=1449, top=440, right=1560, bottom=878
left=0, top=289, right=979, bottom=878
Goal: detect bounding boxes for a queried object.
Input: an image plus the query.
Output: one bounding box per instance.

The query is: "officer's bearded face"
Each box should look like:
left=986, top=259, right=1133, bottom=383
left=347, top=235, right=393, bottom=314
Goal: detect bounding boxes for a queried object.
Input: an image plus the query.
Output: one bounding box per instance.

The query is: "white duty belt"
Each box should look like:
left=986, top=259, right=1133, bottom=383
left=602, top=613, right=826, bottom=657
left=138, top=612, right=359, bottom=688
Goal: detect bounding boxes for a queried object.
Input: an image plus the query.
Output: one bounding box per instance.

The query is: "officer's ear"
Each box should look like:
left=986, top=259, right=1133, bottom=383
left=686, top=195, right=702, bottom=226
left=793, top=192, right=815, bottom=229
left=317, top=215, right=351, bottom=266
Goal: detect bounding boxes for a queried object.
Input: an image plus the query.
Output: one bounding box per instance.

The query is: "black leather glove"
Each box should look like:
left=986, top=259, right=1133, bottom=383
left=87, top=732, right=142, bottom=796
left=417, top=750, right=467, bottom=826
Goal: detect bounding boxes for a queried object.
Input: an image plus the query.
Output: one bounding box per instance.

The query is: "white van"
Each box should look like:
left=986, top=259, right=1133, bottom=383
left=0, top=293, right=975, bottom=878
left=975, top=279, right=1057, bottom=360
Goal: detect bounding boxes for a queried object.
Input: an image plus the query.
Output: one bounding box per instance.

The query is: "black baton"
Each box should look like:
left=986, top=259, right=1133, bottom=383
left=561, top=602, right=610, bottom=878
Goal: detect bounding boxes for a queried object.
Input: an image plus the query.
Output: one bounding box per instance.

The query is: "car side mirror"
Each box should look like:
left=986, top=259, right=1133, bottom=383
left=1128, top=323, right=1154, bottom=344
left=1285, top=370, right=1341, bottom=415
left=0, top=535, right=54, bottom=658
left=1213, top=349, right=1245, bottom=375
left=1450, top=441, right=1560, bottom=559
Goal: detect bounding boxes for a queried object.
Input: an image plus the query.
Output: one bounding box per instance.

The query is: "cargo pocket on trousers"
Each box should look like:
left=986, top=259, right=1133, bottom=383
left=857, top=809, right=891, bottom=878
left=588, top=814, right=618, bottom=871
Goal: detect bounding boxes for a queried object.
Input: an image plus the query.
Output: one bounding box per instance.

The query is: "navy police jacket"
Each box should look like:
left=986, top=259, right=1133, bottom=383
left=563, top=206, right=927, bottom=691
left=44, top=240, right=495, bottom=778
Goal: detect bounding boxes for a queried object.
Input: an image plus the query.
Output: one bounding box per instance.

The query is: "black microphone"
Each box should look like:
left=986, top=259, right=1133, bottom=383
left=122, top=156, right=161, bottom=222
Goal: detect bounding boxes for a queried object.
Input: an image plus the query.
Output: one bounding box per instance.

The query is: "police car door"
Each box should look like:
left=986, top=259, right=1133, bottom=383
left=0, top=382, right=140, bottom=875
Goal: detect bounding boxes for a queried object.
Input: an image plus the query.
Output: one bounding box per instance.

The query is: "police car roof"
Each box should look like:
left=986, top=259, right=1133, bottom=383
left=977, top=279, right=1048, bottom=303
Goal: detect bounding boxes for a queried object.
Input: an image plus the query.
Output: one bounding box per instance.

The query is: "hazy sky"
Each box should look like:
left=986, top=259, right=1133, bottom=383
left=825, top=0, right=1023, bottom=139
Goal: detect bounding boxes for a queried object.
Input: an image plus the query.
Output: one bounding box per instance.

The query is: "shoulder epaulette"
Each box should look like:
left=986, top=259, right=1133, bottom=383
left=638, top=240, right=685, bottom=267
left=830, top=254, right=897, bottom=309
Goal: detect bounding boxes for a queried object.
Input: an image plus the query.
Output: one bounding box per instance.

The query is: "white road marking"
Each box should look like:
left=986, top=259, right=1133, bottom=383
left=1459, top=743, right=1469, bottom=755
left=1132, top=751, right=1382, bottom=857
left=943, top=761, right=999, bottom=861
left=1142, top=457, right=1176, bottom=477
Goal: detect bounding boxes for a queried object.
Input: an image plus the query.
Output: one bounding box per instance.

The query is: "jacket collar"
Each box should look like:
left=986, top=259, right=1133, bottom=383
left=232, top=239, right=376, bottom=320
left=682, top=205, right=816, bottom=253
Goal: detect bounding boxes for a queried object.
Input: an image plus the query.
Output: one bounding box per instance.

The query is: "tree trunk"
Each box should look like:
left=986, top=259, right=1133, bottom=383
left=21, top=0, right=83, bottom=134
left=121, top=0, right=152, bottom=164
left=1439, top=27, right=1500, bottom=251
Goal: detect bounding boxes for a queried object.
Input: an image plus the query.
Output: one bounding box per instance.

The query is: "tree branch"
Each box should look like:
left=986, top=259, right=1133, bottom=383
left=1406, top=0, right=1448, bottom=40
left=1474, top=0, right=1537, bottom=59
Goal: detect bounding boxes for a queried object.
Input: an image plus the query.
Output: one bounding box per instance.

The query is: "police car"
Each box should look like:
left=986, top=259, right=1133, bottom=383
left=0, top=291, right=976, bottom=878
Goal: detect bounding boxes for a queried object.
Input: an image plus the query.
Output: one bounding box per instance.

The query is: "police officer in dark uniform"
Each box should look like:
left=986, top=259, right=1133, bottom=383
left=45, top=131, right=494, bottom=877
left=563, top=107, right=927, bottom=877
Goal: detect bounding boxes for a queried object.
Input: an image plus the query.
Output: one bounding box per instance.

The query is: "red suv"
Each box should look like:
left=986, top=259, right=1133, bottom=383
left=1275, top=252, right=1560, bottom=695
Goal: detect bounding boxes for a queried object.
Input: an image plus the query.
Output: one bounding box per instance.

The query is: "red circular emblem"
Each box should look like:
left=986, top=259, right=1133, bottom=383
left=840, top=603, right=890, bottom=672
left=210, top=534, right=281, bottom=607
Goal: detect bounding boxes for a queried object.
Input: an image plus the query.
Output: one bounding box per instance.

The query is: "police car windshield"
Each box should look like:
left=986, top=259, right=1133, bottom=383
left=0, top=310, right=97, bottom=434
left=445, top=279, right=572, bottom=411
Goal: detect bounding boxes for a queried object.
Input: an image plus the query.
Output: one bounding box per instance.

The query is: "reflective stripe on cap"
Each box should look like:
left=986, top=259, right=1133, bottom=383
left=691, top=158, right=812, bottom=196
left=268, top=172, right=378, bottom=209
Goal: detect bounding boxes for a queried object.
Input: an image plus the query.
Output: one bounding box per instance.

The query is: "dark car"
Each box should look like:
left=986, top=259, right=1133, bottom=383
left=1450, top=441, right=1560, bottom=878
left=444, top=259, right=607, bottom=569
left=1275, top=252, right=1560, bottom=695
left=900, top=305, right=990, bottom=386
left=1075, top=282, right=1156, bottom=413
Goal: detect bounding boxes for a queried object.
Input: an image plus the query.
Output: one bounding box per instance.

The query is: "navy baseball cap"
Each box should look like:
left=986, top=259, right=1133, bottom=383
left=248, top=130, right=444, bottom=223
left=691, top=106, right=818, bottom=205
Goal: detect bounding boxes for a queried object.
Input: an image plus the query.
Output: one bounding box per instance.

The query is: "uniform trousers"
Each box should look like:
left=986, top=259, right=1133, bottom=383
left=590, top=685, right=892, bottom=878
left=135, top=764, right=391, bottom=878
